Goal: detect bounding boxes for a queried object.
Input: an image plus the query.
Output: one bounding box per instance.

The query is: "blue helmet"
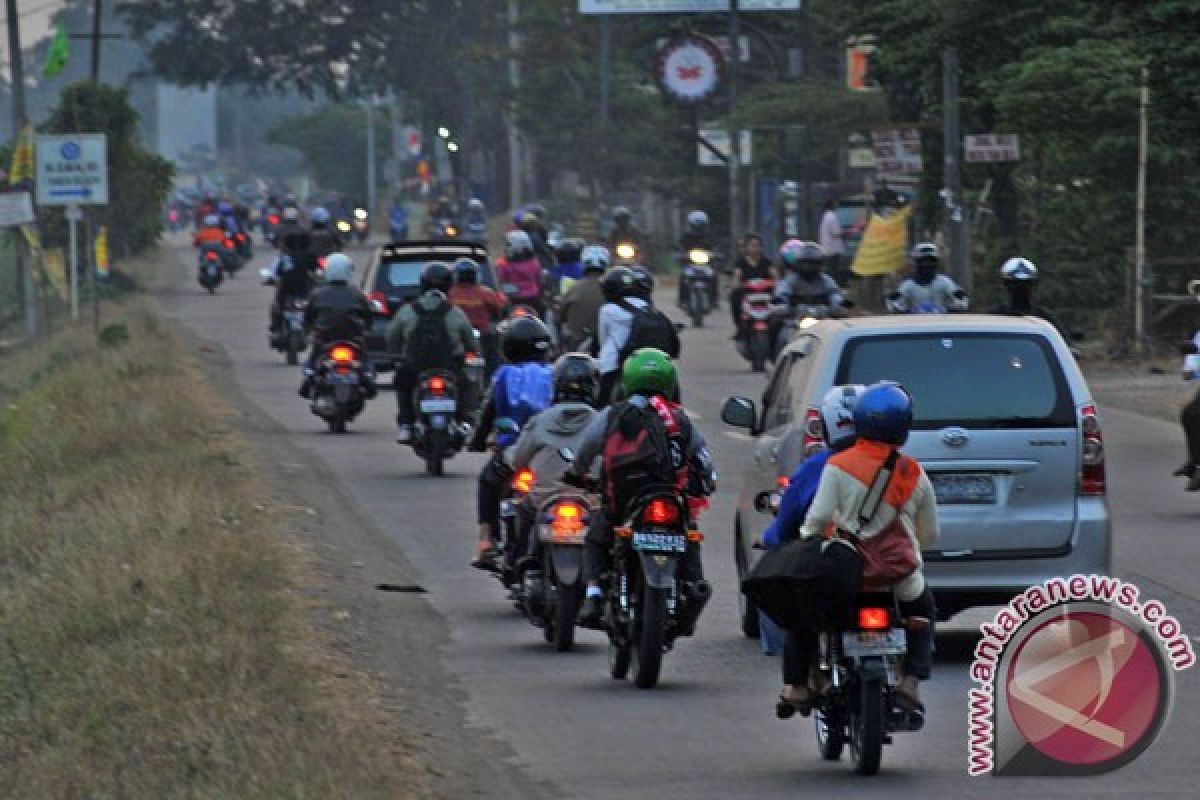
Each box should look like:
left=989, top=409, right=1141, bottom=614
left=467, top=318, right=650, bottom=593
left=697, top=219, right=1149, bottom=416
left=853, top=382, right=914, bottom=445
left=311, top=207, right=331, bottom=225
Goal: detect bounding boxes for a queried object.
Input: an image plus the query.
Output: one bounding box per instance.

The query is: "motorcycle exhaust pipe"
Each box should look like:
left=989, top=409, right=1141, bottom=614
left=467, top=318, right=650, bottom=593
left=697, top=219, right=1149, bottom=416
left=675, top=579, right=712, bottom=636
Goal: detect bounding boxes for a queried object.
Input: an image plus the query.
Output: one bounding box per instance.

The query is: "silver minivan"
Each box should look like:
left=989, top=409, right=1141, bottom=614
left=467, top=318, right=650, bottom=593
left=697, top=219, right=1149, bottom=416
left=722, top=315, right=1111, bottom=634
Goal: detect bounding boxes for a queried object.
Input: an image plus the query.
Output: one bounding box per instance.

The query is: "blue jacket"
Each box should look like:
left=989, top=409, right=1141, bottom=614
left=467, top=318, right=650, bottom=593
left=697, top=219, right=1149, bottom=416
left=762, top=448, right=832, bottom=549
left=491, top=362, right=554, bottom=448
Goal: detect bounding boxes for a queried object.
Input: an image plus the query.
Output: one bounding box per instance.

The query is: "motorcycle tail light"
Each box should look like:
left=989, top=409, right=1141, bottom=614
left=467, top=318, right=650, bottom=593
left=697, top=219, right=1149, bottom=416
left=268, top=214, right=280, bottom=225
left=318, top=256, right=328, bottom=270
left=776, top=475, right=790, bottom=489
left=168, top=210, right=178, bottom=221
left=512, top=468, right=535, bottom=493
left=330, top=345, right=355, bottom=363
left=205, top=251, right=219, bottom=262
left=551, top=501, right=585, bottom=535
left=368, top=291, right=389, bottom=315
left=643, top=497, right=679, bottom=526
left=427, top=375, right=446, bottom=394
left=236, top=232, right=246, bottom=242
left=803, top=408, right=824, bottom=456
left=858, top=607, right=890, bottom=630
left=224, top=238, right=235, bottom=249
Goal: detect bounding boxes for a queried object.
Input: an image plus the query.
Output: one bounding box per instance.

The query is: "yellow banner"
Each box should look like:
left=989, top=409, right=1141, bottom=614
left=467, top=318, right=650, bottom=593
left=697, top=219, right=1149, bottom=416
left=95, top=225, right=110, bottom=276
left=851, top=206, right=912, bottom=277
left=9, top=122, right=34, bottom=184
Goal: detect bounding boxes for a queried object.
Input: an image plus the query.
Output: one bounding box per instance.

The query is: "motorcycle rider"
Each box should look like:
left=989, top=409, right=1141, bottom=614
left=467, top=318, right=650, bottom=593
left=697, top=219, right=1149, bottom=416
left=464, top=197, right=488, bottom=242
left=448, top=257, right=507, bottom=373
left=568, top=348, right=716, bottom=629
left=499, top=230, right=545, bottom=318
left=193, top=213, right=227, bottom=249
left=268, top=221, right=317, bottom=338
left=549, top=237, right=585, bottom=294
left=606, top=206, right=644, bottom=260
left=468, top=316, right=555, bottom=570
left=388, top=261, right=479, bottom=444
left=298, top=253, right=376, bottom=399
left=773, top=239, right=846, bottom=312
left=889, top=243, right=969, bottom=313
left=678, top=210, right=715, bottom=308
left=560, top=245, right=609, bottom=352
left=730, top=233, right=776, bottom=334
left=780, top=382, right=938, bottom=717
left=308, top=207, right=344, bottom=262
left=518, top=205, right=556, bottom=270
left=1173, top=327, right=1200, bottom=490
left=989, top=257, right=1066, bottom=328
left=595, top=266, right=641, bottom=403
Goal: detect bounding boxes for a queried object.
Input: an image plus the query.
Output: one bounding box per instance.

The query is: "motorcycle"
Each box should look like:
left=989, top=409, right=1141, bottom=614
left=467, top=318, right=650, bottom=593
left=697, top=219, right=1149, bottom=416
left=353, top=207, right=370, bottom=243
left=232, top=230, right=254, bottom=261
left=735, top=278, right=776, bottom=372
left=263, top=208, right=282, bottom=245
left=410, top=369, right=468, bottom=476
left=431, top=216, right=460, bottom=240
left=219, top=235, right=244, bottom=277
left=680, top=249, right=715, bottom=328
left=808, top=590, right=924, bottom=775
left=770, top=297, right=844, bottom=361
left=270, top=296, right=308, bottom=365
left=885, top=289, right=968, bottom=314
left=196, top=246, right=224, bottom=294
left=310, top=341, right=372, bottom=433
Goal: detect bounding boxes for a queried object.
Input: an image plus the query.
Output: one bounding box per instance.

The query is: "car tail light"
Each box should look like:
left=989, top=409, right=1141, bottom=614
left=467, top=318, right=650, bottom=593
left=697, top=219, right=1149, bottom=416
left=642, top=497, right=680, bottom=526
left=1080, top=404, right=1106, bottom=496
left=858, top=607, right=890, bottom=630
left=550, top=501, right=585, bottom=535
left=803, top=407, right=824, bottom=455
left=330, top=345, right=355, bottom=363
left=427, top=375, right=446, bottom=394
left=368, top=291, right=389, bottom=315
left=512, top=468, right=535, bottom=494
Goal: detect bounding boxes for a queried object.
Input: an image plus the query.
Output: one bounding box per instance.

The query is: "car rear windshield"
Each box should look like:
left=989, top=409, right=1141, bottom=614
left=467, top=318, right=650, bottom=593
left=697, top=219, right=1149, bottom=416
left=376, top=256, right=492, bottom=290
left=836, top=333, right=1075, bottom=429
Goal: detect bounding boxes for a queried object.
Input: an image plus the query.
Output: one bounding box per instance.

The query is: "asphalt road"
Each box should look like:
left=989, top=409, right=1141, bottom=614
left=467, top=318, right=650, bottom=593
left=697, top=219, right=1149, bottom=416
left=163, top=240, right=1200, bottom=798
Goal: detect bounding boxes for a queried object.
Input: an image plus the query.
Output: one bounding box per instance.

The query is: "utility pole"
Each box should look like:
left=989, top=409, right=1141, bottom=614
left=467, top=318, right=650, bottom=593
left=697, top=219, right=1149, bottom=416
left=507, top=0, right=522, bottom=211
left=728, top=0, right=740, bottom=261
left=91, top=0, right=103, bottom=80
left=6, top=0, right=36, bottom=338
left=1134, top=65, right=1149, bottom=355
left=942, top=44, right=968, bottom=291
left=365, top=98, right=377, bottom=217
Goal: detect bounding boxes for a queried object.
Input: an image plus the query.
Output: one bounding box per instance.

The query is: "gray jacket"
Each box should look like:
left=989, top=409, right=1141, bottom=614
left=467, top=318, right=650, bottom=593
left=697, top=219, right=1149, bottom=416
left=512, top=402, right=599, bottom=492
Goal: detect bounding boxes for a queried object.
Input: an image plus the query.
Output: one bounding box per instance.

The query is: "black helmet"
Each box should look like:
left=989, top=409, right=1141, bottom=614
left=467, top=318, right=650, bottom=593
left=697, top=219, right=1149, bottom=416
left=502, top=315, right=552, bottom=363
left=420, top=261, right=454, bottom=293
left=555, top=237, right=585, bottom=264
left=630, top=266, right=655, bottom=299
left=601, top=266, right=636, bottom=302
left=552, top=353, right=600, bottom=404
left=453, top=257, right=479, bottom=284
left=612, top=206, right=632, bottom=224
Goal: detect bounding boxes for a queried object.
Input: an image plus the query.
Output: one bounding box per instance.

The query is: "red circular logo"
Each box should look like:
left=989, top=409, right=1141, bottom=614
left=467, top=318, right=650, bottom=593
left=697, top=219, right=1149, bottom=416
left=1005, top=610, right=1168, bottom=769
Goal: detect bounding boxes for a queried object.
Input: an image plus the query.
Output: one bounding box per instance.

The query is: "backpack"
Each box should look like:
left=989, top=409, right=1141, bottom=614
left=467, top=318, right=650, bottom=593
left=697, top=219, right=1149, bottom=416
left=493, top=363, right=554, bottom=446
left=618, top=301, right=680, bottom=363
left=602, top=395, right=690, bottom=518
left=405, top=300, right=454, bottom=373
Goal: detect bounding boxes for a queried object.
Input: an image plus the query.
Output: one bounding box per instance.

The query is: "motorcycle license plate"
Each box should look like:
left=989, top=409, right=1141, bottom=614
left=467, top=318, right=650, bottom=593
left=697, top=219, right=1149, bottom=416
left=283, top=311, right=303, bottom=326
left=205, top=265, right=219, bottom=276
left=632, top=531, right=687, bottom=553
left=419, top=398, right=457, bottom=413
left=842, top=628, right=907, bottom=657
left=931, top=474, right=996, bottom=505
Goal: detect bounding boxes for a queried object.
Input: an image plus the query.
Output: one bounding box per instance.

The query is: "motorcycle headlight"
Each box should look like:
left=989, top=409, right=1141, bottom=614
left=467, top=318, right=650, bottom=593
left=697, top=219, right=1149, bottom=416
left=336, top=220, right=352, bottom=233
left=616, top=243, right=636, bottom=260
left=354, top=208, right=368, bottom=220
left=688, top=248, right=710, bottom=266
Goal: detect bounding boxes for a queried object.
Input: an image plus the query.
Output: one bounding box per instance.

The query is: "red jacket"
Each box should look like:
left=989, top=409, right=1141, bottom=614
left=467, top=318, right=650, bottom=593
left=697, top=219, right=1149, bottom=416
left=449, top=284, right=506, bottom=331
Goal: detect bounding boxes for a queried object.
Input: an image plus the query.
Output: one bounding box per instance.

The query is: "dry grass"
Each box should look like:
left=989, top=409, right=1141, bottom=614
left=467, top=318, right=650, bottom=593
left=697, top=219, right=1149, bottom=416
left=0, top=308, right=427, bottom=799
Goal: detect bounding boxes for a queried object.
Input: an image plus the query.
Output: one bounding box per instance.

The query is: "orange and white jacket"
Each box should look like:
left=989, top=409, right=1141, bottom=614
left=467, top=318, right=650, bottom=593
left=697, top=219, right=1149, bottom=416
left=800, top=439, right=939, bottom=602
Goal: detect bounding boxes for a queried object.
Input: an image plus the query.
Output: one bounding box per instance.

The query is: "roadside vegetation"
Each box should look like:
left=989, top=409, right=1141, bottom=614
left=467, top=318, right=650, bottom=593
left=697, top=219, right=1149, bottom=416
left=0, top=299, right=425, bottom=798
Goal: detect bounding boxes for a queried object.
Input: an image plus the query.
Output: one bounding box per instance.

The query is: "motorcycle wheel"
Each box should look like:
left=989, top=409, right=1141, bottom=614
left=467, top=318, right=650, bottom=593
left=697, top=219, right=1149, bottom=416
left=851, top=677, right=885, bottom=775
left=815, top=707, right=845, bottom=761
left=632, top=582, right=667, bottom=689
left=425, top=428, right=446, bottom=476
left=206, top=285, right=215, bottom=295
left=553, top=582, right=582, bottom=653
left=691, top=289, right=705, bottom=328
left=327, top=417, right=346, bottom=434
left=750, top=330, right=769, bottom=373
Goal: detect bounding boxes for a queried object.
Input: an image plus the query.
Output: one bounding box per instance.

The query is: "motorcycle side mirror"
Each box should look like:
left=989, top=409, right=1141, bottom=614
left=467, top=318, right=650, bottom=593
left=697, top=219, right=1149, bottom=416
left=558, top=447, right=575, bottom=463
left=721, top=396, right=757, bottom=429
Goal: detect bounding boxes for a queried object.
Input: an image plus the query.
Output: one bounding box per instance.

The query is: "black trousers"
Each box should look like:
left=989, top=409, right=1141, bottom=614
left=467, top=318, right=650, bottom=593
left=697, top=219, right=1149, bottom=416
left=782, top=586, right=937, bottom=685
left=1183, top=385, right=1200, bottom=465
left=477, top=453, right=510, bottom=537
left=729, top=287, right=745, bottom=330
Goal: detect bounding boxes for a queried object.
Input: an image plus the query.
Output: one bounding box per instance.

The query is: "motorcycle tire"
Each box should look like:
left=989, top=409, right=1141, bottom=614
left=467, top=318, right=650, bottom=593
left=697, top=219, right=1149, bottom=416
left=327, top=417, right=347, bottom=434
left=815, top=707, right=845, bottom=761
left=553, top=582, right=583, bottom=653
left=751, top=330, right=769, bottom=373
left=285, top=332, right=301, bottom=366
left=425, top=428, right=446, bottom=477
left=206, top=285, right=215, bottom=295
left=735, top=534, right=760, bottom=639
left=690, top=289, right=706, bottom=328
left=851, top=677, right=885, bottom=775
left=609, top=639, right=631, bottom=681
left=632, top=583, right=667, bottom=689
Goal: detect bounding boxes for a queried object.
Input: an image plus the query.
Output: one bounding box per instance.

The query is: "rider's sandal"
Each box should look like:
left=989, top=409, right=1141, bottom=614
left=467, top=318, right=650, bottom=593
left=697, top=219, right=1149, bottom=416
left=776, top=688, right=812, bottom=720
left=470, top=546, right=501, bottom=573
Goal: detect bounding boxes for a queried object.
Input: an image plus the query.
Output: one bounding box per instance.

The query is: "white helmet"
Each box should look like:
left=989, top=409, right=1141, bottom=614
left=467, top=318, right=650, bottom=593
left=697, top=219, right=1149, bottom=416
left=686, top=209, right=709, bottom=229
left=467, top=197, right=484, bottom=211
left=203, top=213, right=220, bottom=227
left=282, top=207, right=300, bottom=222
left=581, top=245, right=611, bottom=273
left=505, top=229, right=533, bottom=260
left=324, top=252, right=354, bottom=283
left=1001, top=257, right=1038, bottom=282
left=819, top=384, right=867, bottom=447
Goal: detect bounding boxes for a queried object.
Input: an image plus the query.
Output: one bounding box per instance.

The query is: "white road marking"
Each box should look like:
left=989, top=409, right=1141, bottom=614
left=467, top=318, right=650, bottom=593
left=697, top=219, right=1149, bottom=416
left=724, top=431, right=754, bottom=442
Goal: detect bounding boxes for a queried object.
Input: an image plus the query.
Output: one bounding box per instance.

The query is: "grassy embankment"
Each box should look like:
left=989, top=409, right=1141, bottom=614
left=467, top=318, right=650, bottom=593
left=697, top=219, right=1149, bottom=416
left=0, top=301, right=425, bottom=797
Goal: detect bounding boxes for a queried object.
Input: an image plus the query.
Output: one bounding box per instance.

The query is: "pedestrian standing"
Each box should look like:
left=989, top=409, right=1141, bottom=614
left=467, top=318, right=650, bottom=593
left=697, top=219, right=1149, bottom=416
left=819, top=199, right=847, bottom=287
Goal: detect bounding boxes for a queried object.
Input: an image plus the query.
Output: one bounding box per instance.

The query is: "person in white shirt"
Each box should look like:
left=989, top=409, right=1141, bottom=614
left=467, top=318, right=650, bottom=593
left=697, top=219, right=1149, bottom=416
left=818, top=199, right=847, bottom=286
left=595, top=266, right=645, bottom=404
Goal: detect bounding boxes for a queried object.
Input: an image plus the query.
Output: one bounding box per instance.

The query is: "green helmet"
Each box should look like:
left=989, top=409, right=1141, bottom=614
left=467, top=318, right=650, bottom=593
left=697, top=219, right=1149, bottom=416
left=621, top=348, right=677, bottom=397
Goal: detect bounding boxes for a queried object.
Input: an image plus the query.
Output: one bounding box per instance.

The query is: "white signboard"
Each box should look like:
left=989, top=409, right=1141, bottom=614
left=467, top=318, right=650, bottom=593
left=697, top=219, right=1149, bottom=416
left=657, top=37, right=723, bottom=102
left=698, top=128, right=752, bottom=167
left=871, top=127, right=923, bottom=175
left=0, top=191, right=34, bottom=227
left=36, top=134, right=109, bottom=206
left=965, top=133, right=1020, bottom=163
left=402, top=126, right=422, bottom=159
left=582, top=0, right=801, bottom=12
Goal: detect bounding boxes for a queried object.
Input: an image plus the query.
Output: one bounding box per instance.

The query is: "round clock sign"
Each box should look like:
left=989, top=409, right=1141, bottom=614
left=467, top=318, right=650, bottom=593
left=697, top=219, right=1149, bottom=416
left=654, top=34, right=725, bottom=104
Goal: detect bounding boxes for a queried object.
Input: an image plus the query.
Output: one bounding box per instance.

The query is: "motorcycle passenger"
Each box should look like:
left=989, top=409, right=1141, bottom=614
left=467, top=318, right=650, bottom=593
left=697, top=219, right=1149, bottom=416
left=499, top=230, right=545, bottom=318
left=781, top=382, right=938, bottom=717
left=569, top=348, right=716, bottom=629
left=890, top=243, right=968, bottom=313
left=298, top=253, right=376, bottom=399
left=309, top=207, right=344, bottom=261
left=275, top=206, right=306, bottom=249
left=730, top=233, right=776, bottom=334
left=448, top=257, right=507, bottom=373
left=773, top=239, right=845, bottom=312
left=560, top=245, right=609, bottom=352
left=388, top=261, right=479, bottom=444
left=217, top=201, right=240, bottom=235
left=468, top=316, right=555, bottom=571
left=595, top=266, right=641, bottom=403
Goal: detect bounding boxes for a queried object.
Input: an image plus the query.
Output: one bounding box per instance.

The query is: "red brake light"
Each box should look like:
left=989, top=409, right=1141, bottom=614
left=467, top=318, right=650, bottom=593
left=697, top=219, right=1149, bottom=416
left=368, top=291, right=389, bottom=315
left=551, top=501, right=585, bottom=535
left=776, top=475, right=790, bottom=488
left=858, top=607, right=890, bottom=630
left=205, top=251, right=219, bottom=262
left=644, top=498, right=680, bottom=526
left=235, top=232, right=246, bottom=242
left=318, top=256, right=328, bottom=270
left=427, top=376, right=446, bottom=394
left=1080, top=404, right=1106, bottom=496
left=803, top=408, right=824, bottom=455
left=224, top=238, right=234, bottom=248
left=513, top=468, right=535, bottom=493
left=513, top=307, right=529, bottom=317
left=330, top=345, right=355, bottom=363
left=168, top=210, right=179, bottom=221
left=268, top=214, right=280, bottom=224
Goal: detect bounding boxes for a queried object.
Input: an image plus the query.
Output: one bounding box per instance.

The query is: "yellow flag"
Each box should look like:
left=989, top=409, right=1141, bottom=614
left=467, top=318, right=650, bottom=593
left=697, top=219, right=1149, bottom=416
left=851, top=206, right=912, bottom=277
left=95, top=226, right=110, bottom=276
left=9, top=122, right=35, bottom=185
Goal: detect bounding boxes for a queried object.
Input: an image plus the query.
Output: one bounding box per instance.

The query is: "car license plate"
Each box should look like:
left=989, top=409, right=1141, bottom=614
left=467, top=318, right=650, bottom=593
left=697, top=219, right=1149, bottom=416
left=420, top=398, right=457, bottom=413
left=842, top=628, right=907, bottom=657
left=931, top=473, right=996, bottom=505
left=632, top=531, right=686, bottom=553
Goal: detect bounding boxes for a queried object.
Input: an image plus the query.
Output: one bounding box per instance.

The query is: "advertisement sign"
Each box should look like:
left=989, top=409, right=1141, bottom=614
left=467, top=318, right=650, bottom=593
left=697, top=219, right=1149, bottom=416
left=871, top=127, right=923, bottom=175
left=0, top=191, right=35, bottom=227
left=582, top=0, right=801, bottom=12
left=35, top=133, right=109, bottom=205
left=655, top=34, right=725, bottom=104
left=965, top=133, right=1020, bottom=163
